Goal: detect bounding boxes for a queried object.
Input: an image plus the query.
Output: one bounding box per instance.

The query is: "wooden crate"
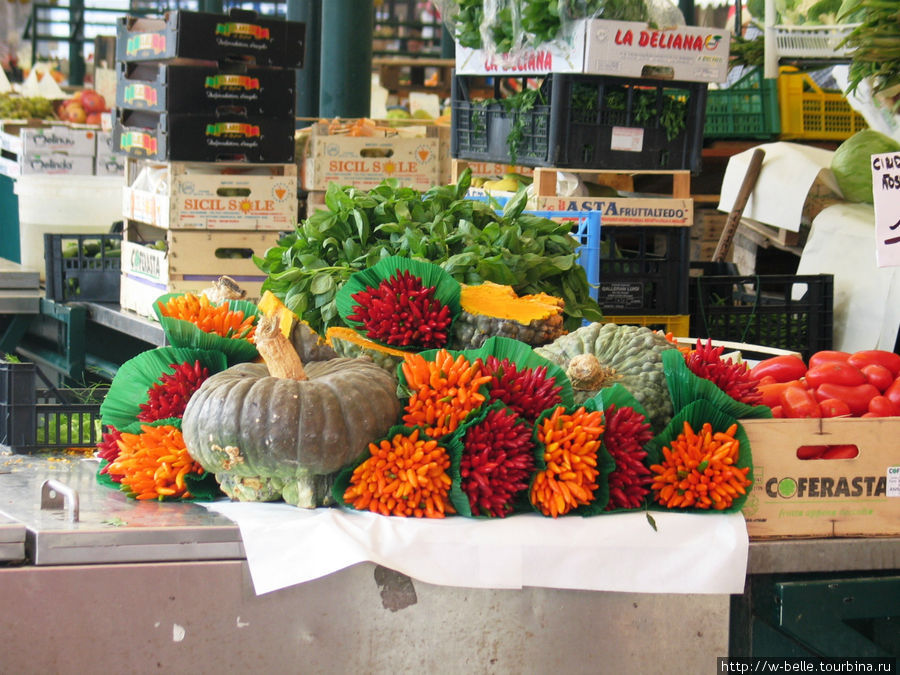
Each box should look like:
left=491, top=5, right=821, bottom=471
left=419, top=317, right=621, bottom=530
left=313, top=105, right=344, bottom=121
left=741, top=417, right=900, bottom=539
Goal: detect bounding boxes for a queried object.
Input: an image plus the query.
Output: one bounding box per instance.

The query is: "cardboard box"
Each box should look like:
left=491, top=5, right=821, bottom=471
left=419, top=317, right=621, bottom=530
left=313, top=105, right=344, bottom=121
left=95, top=153, right=125, bottom=176
left=120, top=272, right=265, bottom=320
left=116, top=62, right=296, bottom=116
left=8, top=153, right=96, bottom=177
left=302, top=122, right=440, bottom=191
left=456, top=18, right=731, bottom=84
left=534, top=195, right=693, bottom=227
left=18, top=126, right=97, bottom=157
left=114, top=109, right=295, bottom=163
left=123, top=159, right=297, bottom=229
left=116, top=9, right=305, bottom=68
left=121, top=221, right=281, bottom=286
left=741, top=417, right=900, bottom=538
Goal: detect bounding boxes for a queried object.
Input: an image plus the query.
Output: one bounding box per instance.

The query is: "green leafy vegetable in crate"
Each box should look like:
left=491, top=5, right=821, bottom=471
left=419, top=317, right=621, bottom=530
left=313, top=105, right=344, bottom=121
left=839, top=0, right=900, bottom=110
left=573, top=82, right=688, bottom=142
left=254, top=171, right=603, bottom=336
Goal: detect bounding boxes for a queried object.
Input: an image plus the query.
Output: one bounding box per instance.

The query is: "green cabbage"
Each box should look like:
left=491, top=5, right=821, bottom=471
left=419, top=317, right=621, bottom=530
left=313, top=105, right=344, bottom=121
left=831, top=130, right=900, bottom=204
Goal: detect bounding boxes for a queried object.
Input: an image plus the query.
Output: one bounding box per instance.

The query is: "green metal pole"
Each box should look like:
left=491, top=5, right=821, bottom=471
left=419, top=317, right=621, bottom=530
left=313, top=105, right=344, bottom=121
left=199, top=0, right=224, bottom=13
left=319, top=0, right=373, bottom=119
left=286, top=0, right=320, bottom=126
left=68, top=0, right=85, bottom=85
left=440, top=24, right=454, bottom=59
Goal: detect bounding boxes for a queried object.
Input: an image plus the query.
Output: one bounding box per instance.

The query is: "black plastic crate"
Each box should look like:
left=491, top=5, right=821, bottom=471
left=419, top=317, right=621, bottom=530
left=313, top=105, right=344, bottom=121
left=44, top=233, right=122, bottom=303
left=0, top=361, right=106, bottom=452
left=689, top=270, right=834, bottom=360
left=451, top=73, right=707, bottom=171
left=597, top=225, right=691, bottom=315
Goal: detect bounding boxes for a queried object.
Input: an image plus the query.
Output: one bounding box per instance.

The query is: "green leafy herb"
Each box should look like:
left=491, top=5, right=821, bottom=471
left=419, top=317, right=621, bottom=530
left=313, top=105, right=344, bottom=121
left=256, top=170, right=603, bottom=335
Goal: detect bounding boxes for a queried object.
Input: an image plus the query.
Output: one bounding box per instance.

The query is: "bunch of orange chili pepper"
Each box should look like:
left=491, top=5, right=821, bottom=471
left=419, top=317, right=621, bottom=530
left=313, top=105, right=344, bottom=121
left=106, top=424, right=204, bottom=500
left=649, top=421, right=752, bottom=510
left=157, top=293, right=256, bottom=341
left=343, top=428, right=455, bottom=518
left=400, top=350, right=493, bottom=438
left=529, top=405, right=605, bottom=518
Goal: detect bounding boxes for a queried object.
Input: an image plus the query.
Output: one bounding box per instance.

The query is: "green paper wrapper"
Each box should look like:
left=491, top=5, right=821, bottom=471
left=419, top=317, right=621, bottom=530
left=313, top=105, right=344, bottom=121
left=153, top=293, right=260, bottom=364
left=663, top=349, right=773, bottom=420
left=335, top=255, right=462, bottom=351
left=333, top=425, right=463, bottom=518
left=643, top=399, right=754, bottom=514
left=396, top=336, right=574, bottom=410
left=589, top=383, right=655, bottom=513
left=100, top=347, right=228, bottom=431
left=446, top=401, right=536, bottom=519
left=96, top=423, right=223, bottom=505
left=529, top=400, right=616, bottom=517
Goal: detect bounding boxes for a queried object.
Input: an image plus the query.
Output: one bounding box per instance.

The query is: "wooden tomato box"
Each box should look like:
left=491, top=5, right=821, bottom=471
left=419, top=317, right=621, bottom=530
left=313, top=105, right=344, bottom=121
left=301, top=122, right=440, bottom=192
left=741, top=417, right=900, bottom=539
left=123, top=158, right=297, bottom=230
left=119, top=220, right=276, bottom=317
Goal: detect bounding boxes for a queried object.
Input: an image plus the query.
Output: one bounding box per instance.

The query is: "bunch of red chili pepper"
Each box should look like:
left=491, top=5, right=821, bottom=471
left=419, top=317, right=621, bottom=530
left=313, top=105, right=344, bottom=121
left=753, top=349, right=900, bottom=420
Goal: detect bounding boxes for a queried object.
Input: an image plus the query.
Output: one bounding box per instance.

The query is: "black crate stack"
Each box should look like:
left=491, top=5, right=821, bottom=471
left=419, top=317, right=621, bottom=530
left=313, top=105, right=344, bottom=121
left=113, top=8, right=304, bottom=163
left=112, top=9, right=305, bottom=317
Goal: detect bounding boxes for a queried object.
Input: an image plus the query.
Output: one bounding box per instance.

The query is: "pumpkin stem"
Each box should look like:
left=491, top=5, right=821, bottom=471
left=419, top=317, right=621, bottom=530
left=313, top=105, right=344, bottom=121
left=566, top=353, right=622, bottom=391
left=255, top=312, right=308, bottom=381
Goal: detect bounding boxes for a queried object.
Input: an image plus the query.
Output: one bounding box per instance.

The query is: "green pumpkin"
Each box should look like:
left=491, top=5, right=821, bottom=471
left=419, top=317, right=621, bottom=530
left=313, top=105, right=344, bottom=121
left=181, top=358, right=401, bottom=507
left=535, top=322, right=676, bottom=431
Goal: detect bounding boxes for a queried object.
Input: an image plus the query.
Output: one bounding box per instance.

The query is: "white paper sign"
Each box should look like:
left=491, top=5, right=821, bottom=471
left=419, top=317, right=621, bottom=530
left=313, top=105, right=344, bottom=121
left=871, top=151, right=900, bottom=267
left=610, top=126, right=643, bottom=152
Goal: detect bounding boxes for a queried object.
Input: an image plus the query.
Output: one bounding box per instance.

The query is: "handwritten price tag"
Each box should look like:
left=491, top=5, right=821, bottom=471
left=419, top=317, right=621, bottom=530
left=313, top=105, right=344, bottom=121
left=871, top=151, right=900, bottom=267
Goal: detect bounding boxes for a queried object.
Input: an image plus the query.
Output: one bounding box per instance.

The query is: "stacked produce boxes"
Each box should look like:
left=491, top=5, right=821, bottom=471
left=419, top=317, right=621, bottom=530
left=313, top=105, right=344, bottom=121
left=451, top=19, right=732, bottom=329
left=113, top=9, right=304, bottom=318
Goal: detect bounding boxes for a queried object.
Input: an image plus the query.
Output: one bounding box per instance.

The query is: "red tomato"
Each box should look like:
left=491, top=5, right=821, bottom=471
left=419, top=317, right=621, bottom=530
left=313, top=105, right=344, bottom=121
left=808, top=350, right=851, bottom=369
left=750, top=354, right=808, bottom=383
left=884, top=377, right=900, bottom=410
left=758, top=375, right=778, bottom=386
left=780, top=385, right=822, bottom=418
left=796, top=445, right=826, bottom=460
left=804, top=362, right=866, bottom=388
left=820, top=444, right=859, bottom=460
left=771, top=405, right=784, bottom=418
left=860, top=364, right=894, bottom=392
left=819, top=397, right=851, bottom=418
left=848, top=350, right=900, bottom=376
left=814, top=382, right=880, bottom=416
left=867, top=395, right=897, bottom=417
left=758, top=380, right=804, bottom=409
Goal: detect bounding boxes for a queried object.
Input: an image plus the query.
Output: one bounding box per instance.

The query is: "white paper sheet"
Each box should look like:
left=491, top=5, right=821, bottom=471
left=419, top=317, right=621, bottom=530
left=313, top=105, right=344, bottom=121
left=200, top=502, right=749, bottom=597
left=797, top=202, right=900, bottom=351
left=718, top=142, right=840, bottom=232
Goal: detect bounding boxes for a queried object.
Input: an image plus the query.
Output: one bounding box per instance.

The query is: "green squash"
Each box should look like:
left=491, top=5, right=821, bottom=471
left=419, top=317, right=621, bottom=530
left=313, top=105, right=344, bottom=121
left=181, top=357, right=401, bottom=507
left=535, top=322, right=676, bottom=431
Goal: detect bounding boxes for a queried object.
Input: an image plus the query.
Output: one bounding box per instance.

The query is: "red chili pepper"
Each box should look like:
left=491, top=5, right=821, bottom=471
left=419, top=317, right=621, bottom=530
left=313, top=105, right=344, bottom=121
left=749, top=354, right=808, bottom=383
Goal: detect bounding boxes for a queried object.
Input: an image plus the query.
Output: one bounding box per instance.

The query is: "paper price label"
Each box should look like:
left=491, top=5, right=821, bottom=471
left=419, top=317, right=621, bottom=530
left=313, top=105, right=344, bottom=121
left=871, top=151, right=900, bottom=267
left=888, top=466, right=900, bottom=498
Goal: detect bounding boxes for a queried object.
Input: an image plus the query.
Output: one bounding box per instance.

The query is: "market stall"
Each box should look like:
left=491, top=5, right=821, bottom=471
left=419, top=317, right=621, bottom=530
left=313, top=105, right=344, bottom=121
left=1, top=0, right=899, bottom=669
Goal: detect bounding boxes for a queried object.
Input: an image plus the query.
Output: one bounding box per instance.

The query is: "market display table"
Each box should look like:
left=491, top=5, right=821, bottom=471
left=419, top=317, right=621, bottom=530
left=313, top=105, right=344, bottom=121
left=1, top=451, right=897, bottom=671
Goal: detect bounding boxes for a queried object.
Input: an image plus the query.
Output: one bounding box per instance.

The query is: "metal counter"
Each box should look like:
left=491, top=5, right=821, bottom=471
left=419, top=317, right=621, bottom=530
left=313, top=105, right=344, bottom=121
left=0, top=451, right=242, bottom=565
left=1, top=451, right=897, bottom=672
